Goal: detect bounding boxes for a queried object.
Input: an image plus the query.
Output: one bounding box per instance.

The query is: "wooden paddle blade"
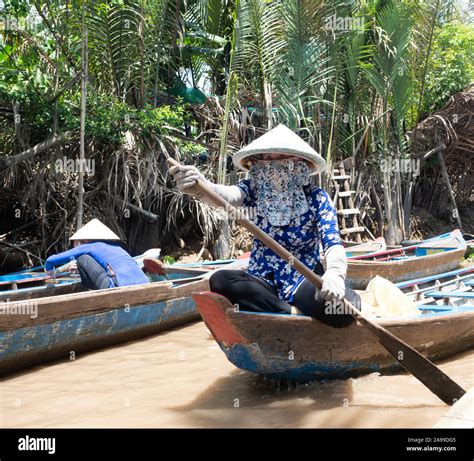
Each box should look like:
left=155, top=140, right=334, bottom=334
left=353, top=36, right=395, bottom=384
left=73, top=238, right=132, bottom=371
left=354, top=312, right=466, bottom=405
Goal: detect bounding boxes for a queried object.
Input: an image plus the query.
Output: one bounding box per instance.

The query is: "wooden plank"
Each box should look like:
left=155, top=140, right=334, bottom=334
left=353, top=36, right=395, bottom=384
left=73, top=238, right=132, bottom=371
left=0, top=277, right=209, bottom=331
left=433, top=387, right=474, bottom=428
left=337, top=208, right=360, bottom=216
left=332, top=175, right=351, bottom=180
left=398, top=275, right=473, bottom=299
left=0, top=281, right=86, bottom=302
left=340, top=227, right=364, bottom=235
left=338, top=191, right=355, bottom=197
left=0, top=274, right=53, bottom=288
left=426, top=290, right=474, bottom=299
left=345, top=240, right=385, bottom=257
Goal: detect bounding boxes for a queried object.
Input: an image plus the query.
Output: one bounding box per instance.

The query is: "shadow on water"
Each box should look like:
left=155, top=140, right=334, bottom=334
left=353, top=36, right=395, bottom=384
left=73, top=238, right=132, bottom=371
left=170, top=369, right=355, bottom=427
left=168, top=348, right=474, bottom=427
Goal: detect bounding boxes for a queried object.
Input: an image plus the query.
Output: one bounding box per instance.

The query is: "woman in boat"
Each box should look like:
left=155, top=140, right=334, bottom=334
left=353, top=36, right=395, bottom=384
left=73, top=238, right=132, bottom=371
left=45, top=218, right=150, bottom=290
left=170, top=124, right=361, bottom=328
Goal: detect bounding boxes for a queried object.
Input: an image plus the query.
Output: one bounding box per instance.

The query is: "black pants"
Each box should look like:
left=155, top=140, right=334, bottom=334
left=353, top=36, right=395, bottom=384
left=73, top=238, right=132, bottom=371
left=209, top=265, right=361, bottom=328
left=77, top=254, right=117, bottom=290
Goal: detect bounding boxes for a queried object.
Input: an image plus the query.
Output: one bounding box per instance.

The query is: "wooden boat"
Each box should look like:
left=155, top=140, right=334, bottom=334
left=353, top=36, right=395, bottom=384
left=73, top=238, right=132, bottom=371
left=0, top=247, right=211, bottom=302
left=0, top=248, right=163, bottom=295
left=344, top=237, right=386, bottom=257
left=0, top=265, right=210, bottom=302
left=192, top=291, right=474, bottom=382
left=346, top=230, right=467, bottom=289
left=242, top=238, right=388, bottom=261
left=0, top=259, right=245, bottom=375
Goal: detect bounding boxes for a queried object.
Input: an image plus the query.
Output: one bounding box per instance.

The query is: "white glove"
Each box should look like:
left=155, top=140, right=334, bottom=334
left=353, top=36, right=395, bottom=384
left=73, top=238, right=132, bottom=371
left=169, top=164, right=245, bottom=207
left=169, top=164, right=208, bottom=196
left=318, top=244, right=347, bottom=301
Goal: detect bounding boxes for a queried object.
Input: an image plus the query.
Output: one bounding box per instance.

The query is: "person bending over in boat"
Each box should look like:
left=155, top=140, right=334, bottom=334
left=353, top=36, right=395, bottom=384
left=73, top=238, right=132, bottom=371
left=170, top=124, right=361, bottom=328
left=45, top=218, right=149, bottom=290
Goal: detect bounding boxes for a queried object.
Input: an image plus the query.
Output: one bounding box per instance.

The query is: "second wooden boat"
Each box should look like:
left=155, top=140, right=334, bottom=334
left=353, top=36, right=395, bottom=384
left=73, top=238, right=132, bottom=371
left=347, top=230, right=467, bottom=289
left=0, top=259, right=247, bottom=375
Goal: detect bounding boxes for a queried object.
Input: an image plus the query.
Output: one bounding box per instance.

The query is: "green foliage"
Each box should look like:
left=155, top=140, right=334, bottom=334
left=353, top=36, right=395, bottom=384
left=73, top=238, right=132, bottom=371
left=274, top=0, right=332, bottom=130
left=0, top=0, right=473, bottom=160
left=419, top=22, right=474, bottom=117
left=61, top=91, right=191, bottom=142
left=178, top=140, right=207, bottom=158
left=363, top=2, right=413, bottom=148
left=163, top=255, right=176, bottom=264
left=0, top=46, right=52, bottom=105
left=86, top=0, right=145, bottom=98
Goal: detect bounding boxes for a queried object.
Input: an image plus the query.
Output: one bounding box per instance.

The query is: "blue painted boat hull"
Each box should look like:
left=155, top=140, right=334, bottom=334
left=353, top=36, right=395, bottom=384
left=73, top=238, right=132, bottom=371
left=193, top=292, right=474, bottom=382
left=0, top=296, right=199, bottom=375
left=223, top=343, right=399, bottom=381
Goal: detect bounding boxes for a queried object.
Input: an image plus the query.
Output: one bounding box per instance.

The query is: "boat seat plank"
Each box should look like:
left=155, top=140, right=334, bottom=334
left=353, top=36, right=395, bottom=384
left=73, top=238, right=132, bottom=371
left=417, top=305, right=454, bottom=312
left=396, top=267, right=474, bottom=289
left=426, top=290, right=474, bottom=299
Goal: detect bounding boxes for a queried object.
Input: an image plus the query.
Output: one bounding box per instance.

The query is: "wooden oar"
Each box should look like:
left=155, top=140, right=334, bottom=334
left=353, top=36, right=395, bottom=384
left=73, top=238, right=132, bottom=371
left=167, top=157, right=466, bottom=405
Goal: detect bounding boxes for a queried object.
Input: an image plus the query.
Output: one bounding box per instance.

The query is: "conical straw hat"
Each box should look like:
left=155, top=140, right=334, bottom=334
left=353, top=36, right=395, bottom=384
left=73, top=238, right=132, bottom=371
left=232, top=124, right=326, bottom=175
left=69, top=218, right=121, bottom=241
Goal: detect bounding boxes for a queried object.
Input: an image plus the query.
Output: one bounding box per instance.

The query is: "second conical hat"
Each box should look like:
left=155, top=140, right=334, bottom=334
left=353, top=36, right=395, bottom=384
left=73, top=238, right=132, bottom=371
left=232, top=124, right=326, bottom=174
left=69, top=218, right=121, bottom=241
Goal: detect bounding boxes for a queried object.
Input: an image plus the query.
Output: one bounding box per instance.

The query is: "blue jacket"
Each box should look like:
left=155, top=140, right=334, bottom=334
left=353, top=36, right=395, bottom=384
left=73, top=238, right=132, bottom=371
left=45, top=242, right=150, bottom=287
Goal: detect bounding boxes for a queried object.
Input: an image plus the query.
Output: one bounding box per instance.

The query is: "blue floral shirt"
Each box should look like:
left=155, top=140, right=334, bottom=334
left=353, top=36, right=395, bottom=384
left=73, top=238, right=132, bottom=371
left=237, top=179, right=342, bottom=303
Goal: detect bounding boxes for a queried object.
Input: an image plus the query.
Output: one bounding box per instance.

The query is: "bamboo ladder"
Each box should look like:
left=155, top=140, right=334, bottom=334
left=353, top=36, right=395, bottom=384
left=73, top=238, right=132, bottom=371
left=332, top=160, right=363, bottom=242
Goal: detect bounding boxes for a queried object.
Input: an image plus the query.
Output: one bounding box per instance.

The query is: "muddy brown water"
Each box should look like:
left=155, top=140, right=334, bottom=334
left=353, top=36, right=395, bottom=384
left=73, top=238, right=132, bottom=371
left=1, top=321, right=472, bottom=428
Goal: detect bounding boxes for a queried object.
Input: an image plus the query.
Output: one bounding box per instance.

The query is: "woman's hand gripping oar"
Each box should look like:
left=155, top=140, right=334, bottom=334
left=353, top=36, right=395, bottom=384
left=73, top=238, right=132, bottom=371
left=167, top=158, right=466, bottom=405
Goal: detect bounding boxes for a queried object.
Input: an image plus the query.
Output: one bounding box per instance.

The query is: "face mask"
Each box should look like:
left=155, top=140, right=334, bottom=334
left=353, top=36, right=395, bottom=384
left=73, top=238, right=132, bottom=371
left=248, top=160, right=311, bottom=226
